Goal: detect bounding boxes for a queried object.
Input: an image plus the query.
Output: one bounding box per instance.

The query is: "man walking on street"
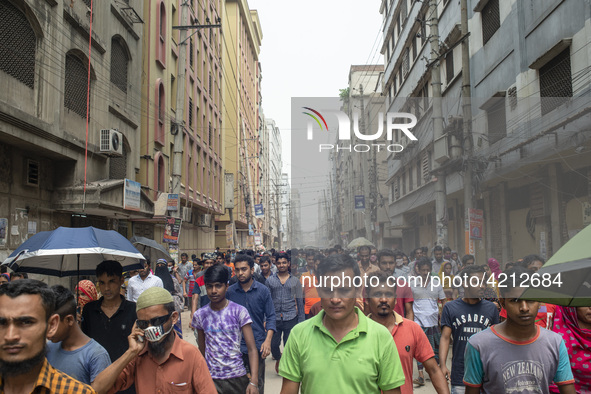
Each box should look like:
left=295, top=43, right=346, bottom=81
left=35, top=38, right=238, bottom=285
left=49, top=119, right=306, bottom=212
left=358, top=245, right=380, bottom=276
left=0, top=280, right=95, bottom=393
left=82, top=260, right=137, bottom=394
left=377, top=249, right=414, bottom=320
left=177, top=253, right=191, bottom=308
left=366, top=272, right=449, bottom=394
left=266, top=252, right=305, bottom=373
left=93, top=287, right=217, bottom=393
left=227, top=255, right=275, bottom=394
left=439, top=265, right=499, bottom=394
left=463, top=267, right=575, bottom=394
left=47, top=285, right=111, bottom=387
left=410, top=257, right=446, bottom=386
left=278, top=254, right=405, bottom=393
left=126, top=260, right=163, bottom=302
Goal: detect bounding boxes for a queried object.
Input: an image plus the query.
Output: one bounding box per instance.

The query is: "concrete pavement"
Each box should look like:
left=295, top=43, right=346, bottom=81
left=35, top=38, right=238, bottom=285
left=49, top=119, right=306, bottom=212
left=180, top=309, right=452, bottom=393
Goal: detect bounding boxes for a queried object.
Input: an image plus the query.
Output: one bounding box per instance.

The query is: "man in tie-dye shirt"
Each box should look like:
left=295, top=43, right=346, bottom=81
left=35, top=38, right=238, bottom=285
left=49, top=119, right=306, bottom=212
left=192, top=264, right=260, bottom=394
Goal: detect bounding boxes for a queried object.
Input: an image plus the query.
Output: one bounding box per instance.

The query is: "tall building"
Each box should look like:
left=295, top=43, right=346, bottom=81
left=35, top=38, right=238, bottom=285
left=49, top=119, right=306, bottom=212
left=215, top=0, right=262, bottom=249
left=0, top=0, right=148, bottom=262
left=380, top=0, right=591, bottom=262
left=382, top=0, right=464, bottom=254
left=136, top=0, right=224, bottom=256
left=267, top=118, right=282, bottom=247
left=466, top=0, right=591, bottom=262
left=331, top=65, right=385, bottom=247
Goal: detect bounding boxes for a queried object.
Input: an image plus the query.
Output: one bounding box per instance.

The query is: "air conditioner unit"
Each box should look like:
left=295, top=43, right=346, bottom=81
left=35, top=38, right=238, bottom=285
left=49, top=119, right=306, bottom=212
left=100, top=129, right=123, bottom=156
left=181, top=207, right=193, bottom=223
left=197, top=214, right=212, bottom=227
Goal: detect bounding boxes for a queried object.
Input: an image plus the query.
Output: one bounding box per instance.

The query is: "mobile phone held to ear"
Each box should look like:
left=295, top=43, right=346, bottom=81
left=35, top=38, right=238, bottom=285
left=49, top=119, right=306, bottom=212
left=137, top=335, right=144, bottom=343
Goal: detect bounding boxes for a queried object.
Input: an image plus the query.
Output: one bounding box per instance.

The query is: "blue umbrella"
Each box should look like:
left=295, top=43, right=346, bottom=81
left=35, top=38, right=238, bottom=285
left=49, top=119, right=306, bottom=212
left=2, top=226, right=145, bottom=277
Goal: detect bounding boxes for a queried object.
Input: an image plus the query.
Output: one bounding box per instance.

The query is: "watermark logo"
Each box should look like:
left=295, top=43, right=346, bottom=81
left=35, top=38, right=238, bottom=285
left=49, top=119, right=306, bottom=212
left=302, top=107, right=418, bottom=152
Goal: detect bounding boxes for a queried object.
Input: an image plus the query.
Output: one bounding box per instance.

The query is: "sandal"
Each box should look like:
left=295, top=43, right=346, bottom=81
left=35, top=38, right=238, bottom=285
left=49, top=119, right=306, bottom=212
left=413, top=377, right=425, bottom=386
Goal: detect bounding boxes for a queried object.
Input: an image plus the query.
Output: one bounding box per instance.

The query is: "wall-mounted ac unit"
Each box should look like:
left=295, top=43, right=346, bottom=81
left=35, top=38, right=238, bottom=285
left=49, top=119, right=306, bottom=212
left=181, top=207, right=193, bottom=223
left=100, top=129, right=123, bottom=156
left=197, top=214, right=212, bottom=227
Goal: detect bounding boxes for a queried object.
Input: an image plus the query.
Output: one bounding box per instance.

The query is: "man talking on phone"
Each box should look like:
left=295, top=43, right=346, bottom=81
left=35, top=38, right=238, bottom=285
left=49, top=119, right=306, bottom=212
left=93, top=287, right=216, bottom=393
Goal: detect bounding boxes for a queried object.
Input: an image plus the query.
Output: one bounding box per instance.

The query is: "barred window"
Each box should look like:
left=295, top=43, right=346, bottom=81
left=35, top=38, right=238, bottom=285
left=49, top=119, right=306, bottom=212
left=0, top=1, right=36, bottom=89
left=157, top=156, right=165, bottom=191
left=402, top=47, right=410, bottom=77
left=110, top=38, right=129, bottom=93
left=109, top=148, right=127, bottom=179
left=540, top=47, right=572, bottom=116
left=481, top=0, right=500, bottom=45
left=64, top=53, right=90, bottom=118
left=208, top=121, right=212, bottom=146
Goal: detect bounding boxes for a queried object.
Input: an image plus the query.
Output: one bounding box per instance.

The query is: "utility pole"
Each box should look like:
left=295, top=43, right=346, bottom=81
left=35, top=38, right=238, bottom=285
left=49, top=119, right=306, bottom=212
left=360, top=84, right=372, bottom=243
left=171, top=4, right=221, bottom=214
left=241, top=124, right=257, bottom=246
left=461, top=0, right=475, bottom=257
left=429, top=0, right=448, bottom=248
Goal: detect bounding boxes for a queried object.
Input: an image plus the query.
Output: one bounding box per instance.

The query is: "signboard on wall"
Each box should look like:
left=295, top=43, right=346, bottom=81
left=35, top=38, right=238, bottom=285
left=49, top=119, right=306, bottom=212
left=355, top=195, right=365, bottom=211
left=124, top=179, right=141, bottom=211
left=469, top=209, right=484, bottom=240
left=167, top=194, right=179, bottom=211
left=163, top=217, right=182, bottom=244
left=226, top=224, right=234, bottom=248
left=254, top=204, right=264, bottom=217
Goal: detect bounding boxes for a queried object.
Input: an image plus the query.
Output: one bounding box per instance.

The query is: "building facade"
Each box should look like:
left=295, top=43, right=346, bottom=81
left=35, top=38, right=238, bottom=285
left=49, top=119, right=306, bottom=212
left=215, top=0, right=262, bottom=249
left=136, top=0, right=224, bottom=258
left=0, top=0, right=149, bottom=262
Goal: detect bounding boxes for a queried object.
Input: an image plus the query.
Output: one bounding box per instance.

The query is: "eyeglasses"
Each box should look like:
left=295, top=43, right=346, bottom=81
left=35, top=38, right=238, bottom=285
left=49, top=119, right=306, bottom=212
left=136, top=312, right=172, bottom=330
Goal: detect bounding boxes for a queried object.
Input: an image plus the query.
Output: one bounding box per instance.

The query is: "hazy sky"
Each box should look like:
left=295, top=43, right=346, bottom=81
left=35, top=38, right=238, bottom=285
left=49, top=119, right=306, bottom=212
left=248, top=0, right=384, bottom=177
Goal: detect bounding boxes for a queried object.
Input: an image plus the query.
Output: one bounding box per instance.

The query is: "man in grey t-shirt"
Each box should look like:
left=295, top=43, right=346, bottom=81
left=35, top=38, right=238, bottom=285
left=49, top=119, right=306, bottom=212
left=463, top=267, right=575, bottom=394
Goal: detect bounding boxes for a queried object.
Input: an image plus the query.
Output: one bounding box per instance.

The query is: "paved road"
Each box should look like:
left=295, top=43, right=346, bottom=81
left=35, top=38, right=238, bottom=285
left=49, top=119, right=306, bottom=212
left=181, top=309, right=452, bottom=393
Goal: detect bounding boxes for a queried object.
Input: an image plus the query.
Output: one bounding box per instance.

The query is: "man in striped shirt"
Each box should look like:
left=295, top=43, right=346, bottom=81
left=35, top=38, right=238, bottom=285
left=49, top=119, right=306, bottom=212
left=266, top=252, right=305, bottom=373
left=0, top=280, right=95, bottom=393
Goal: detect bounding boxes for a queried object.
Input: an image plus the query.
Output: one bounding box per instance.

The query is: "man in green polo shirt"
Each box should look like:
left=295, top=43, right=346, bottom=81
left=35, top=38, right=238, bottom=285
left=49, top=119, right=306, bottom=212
left=278, top=254, right=405, bottom=394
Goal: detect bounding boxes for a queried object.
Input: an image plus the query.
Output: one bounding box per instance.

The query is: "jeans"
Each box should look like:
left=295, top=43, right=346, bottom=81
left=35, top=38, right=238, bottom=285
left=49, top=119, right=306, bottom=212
left=451, top=385, right=466, bottom=394
left=271, top=317, right=299, bottom=360
left=242, top=353, right=266, bottom=394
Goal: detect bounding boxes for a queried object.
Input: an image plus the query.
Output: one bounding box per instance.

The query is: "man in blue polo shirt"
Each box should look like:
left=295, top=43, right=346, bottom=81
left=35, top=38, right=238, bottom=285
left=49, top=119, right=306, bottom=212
left=227, top=254, right=276, bottom=394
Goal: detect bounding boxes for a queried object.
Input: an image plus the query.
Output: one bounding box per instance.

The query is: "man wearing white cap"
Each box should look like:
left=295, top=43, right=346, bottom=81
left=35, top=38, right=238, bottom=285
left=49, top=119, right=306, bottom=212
left=93, top=287, right=216, bottom=393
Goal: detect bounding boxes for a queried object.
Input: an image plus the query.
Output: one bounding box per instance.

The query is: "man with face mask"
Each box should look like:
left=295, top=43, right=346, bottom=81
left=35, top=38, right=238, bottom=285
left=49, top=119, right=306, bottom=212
left=93, top=287, right=217, bottom=394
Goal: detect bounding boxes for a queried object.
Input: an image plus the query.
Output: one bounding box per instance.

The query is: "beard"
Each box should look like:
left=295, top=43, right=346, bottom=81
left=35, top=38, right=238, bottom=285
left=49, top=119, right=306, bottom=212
left=238, top=275, right=252, bottom=284
left=376, top=305, right=391, bottom=317
left=147, top=327, right=175, bottom=358
left=0, top=345, right=47, bottom=378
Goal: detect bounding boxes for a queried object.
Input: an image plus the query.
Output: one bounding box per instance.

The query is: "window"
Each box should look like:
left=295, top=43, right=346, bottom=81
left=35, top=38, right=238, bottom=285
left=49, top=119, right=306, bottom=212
left=110, top=37, right=129, bottom=93
left=540, top=47, right=572, bottom=115
left=486, top=98, right=506, bottom=145
left=416, top=159, right=422, bottom=187
left=0, top=1, right=36, bottom=89
left=208, top=121, right=212, bottom=146
left=421, top=151, right=431, bottom=182
left=402, top=47, right=410, bottom=77
left=400, top=0, right=407, bottom=23
left=155, top=81, right=165, bottom=144
left=189, top=37, right=194, bottom=68
left=446, top=51, right=454, bottom=84
left=412, top=36, right=417, bottom=60
left=109, top=149, right=127, bottom=180
left=64, top=53, right=90, bottom=118
left=402, top=171, right=406, bottom=195
left=156, top=155, right=165, bottom=192
left=26, top=159, right=39, bottom=186
left=156, top=1, right=166, bottom=66
left=481, top=0, right=500, bottom=45
left=188, top=97, right=194, bottom=129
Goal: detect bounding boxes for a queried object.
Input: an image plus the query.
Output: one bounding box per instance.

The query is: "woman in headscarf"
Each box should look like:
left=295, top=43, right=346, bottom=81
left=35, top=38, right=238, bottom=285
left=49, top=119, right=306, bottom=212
left=154, top=259, right=184, bottom=338
left=487, top=258, right=502, bottom=280
left=0, top=273, right=10, bottom=285
left=75, top=279, right=98, bottom=323
left=550, top=306, right=591, bottom=392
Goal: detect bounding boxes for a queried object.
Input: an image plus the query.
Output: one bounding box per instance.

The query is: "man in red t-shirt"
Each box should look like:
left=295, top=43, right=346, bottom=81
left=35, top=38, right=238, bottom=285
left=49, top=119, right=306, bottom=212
left=366, top=271, right=449, bottom=394
left=300, top=253, right=321, bottom=319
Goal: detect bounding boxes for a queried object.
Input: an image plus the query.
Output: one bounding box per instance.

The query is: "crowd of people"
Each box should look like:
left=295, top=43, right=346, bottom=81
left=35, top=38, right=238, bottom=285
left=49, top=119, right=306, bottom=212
left=0, top=244, right=588, bottom=393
